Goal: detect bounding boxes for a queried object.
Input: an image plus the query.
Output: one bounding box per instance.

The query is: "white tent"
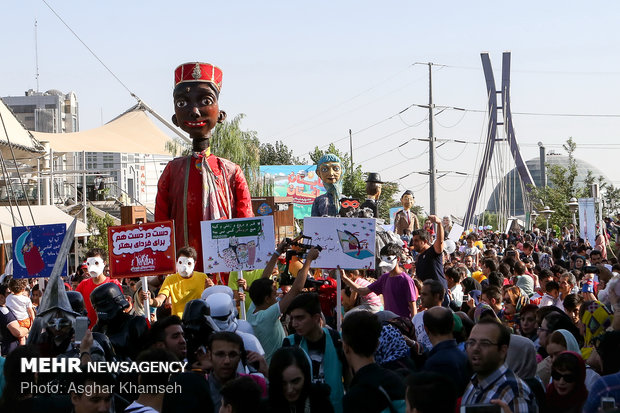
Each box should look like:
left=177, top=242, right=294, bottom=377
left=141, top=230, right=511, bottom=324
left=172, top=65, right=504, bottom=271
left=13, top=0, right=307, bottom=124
left=0, top=100, right=45, bottom=163
left=0, top=205, right=89, bottom=244
left=32, top=104, right=176, bottom=156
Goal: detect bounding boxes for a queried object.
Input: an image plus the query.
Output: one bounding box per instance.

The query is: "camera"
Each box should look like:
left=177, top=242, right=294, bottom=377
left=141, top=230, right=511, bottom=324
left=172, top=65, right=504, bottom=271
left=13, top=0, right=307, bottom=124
left=277, top=235, right=324, bottom=288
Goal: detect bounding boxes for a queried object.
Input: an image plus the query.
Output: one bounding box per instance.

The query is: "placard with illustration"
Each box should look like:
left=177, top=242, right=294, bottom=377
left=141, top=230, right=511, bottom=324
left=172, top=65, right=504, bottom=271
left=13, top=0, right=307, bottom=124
left=200, top=216, right=275, bottom=272
left=12, top=223, right=67, bottom=278
left=303, top=217, right=376, bottom=270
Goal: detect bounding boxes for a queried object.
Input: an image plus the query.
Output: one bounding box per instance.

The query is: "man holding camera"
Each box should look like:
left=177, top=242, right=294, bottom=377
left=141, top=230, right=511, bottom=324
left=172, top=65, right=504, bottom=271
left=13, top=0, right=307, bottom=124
left=247, top=243, right=320, bottom=363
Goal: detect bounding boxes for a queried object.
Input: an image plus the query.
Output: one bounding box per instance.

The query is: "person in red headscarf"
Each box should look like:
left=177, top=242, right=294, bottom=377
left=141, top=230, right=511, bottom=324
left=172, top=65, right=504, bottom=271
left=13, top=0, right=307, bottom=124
left=545, top=351, right=588, bottom=413
left=155, top=62, right=254, bottom=272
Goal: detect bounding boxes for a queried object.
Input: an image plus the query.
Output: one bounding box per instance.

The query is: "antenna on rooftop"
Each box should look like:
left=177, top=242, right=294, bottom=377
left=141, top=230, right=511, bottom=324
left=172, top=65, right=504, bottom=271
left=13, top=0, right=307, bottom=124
left=35, top=19, right=40, bottom=92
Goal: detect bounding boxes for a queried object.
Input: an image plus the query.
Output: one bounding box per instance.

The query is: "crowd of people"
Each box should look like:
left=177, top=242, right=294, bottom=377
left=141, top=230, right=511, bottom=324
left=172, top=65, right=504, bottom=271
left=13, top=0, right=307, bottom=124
left=2, top=214, right=620, bottom=413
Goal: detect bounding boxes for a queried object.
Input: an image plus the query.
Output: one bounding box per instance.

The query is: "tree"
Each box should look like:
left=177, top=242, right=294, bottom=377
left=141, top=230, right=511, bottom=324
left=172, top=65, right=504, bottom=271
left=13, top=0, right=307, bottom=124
left=85, top=207, right=116, bottom=251
left=603, top=184, right=620, bottom=216
left=528, top=137, right=604, bottom=230
left=260, top=141, right=305, bottom=165
left=308, top=144, right=400, bottom=221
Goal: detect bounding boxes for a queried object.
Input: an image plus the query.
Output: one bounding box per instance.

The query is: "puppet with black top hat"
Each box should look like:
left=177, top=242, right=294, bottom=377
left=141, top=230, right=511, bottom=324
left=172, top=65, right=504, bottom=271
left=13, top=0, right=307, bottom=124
left=155, top=63, right=254, bottom=272
left=360, top=172, right=383, bottom=219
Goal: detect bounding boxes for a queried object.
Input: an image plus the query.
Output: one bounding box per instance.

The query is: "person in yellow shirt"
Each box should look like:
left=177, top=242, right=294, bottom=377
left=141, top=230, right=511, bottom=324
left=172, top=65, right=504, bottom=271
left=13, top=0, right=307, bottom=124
left=142, top=246, right=213, bottom=318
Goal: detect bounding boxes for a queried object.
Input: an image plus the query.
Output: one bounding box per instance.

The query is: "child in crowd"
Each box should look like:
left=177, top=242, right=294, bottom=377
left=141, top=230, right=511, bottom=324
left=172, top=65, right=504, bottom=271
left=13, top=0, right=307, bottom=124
left=540, top=281, right=561, bottom=308
left=6, top=278, right=35, bottom=344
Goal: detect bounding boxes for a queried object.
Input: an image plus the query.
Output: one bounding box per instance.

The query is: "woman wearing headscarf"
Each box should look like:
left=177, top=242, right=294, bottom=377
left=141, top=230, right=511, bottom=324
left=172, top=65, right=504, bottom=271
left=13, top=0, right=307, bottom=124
left=545, top=351, right=588, bottom=413
left=502, top=286, right=529, bottom=332
left=580, top=300, right=613, bottom=361
left=546, top=330, right=600, bottom=391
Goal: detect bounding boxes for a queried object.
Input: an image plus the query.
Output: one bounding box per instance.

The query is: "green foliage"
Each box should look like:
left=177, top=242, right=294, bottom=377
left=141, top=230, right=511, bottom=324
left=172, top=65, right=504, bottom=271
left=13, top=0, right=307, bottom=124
left=528, top=137, right=606, bottom=229
left=309, top=143, right=400, bottom=221
left=260, top=141, right=305, bottom=165
left=211, top=114, right=262, bottom=195
left=603, top=184, right=620, bottom=216
left=478, top=211, right=500, bottom=231
left=85, top=207, right=116, bottom=252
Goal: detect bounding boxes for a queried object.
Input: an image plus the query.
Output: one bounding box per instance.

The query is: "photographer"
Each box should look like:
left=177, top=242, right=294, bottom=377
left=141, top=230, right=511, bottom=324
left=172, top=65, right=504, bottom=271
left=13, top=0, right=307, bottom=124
left=247, top=243, right=320, bottom=364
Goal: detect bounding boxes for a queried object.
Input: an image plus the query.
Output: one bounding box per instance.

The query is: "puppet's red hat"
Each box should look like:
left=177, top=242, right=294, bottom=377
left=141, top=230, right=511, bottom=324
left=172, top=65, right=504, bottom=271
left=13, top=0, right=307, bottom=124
left=174, top=62, right=223, bottom=91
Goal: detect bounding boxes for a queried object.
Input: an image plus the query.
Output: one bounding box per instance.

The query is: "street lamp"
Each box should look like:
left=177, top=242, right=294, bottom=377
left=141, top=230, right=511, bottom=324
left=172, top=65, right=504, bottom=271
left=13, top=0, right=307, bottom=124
left=540, top=206, right=554, bottom=235
left=567, top=197, right=579, bottom=236
left=530, top=210, right=539, bottom=231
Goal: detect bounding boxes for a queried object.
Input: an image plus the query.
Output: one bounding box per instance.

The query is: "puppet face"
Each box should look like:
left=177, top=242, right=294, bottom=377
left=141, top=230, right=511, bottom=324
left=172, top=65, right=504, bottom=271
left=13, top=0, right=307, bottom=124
left=317, top=162, right=342, bottom=184
left=177, top=256, right=195, bottom=278
left=401, top=194, right=414, bottom=209
left=172, top=82, right=221, bottom=140
left=86, top=257, right=105, bottom=278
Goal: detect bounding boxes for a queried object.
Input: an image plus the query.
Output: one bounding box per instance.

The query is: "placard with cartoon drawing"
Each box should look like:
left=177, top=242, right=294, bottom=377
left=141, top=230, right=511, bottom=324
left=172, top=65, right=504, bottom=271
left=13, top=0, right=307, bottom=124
left=12, top=224, right=67, bottom=278
left=200, top=216, right=276, bottom=272
left=303, top=217, right=376, bottom=269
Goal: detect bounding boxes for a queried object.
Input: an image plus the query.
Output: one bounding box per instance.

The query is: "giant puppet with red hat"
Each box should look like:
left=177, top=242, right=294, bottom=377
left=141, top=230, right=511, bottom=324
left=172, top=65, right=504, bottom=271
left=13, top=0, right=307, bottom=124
left=155, top=62, right=254, bottom=272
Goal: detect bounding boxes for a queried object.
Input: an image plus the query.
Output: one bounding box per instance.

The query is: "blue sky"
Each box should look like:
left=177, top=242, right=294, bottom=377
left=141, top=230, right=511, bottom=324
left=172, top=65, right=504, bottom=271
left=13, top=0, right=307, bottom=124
left=3, top=1, right=620, bottom=217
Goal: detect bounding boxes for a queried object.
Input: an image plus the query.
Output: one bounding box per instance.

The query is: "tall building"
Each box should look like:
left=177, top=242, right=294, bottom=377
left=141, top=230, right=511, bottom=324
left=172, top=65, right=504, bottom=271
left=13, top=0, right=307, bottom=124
left=1, top=89, right=79, bottom=133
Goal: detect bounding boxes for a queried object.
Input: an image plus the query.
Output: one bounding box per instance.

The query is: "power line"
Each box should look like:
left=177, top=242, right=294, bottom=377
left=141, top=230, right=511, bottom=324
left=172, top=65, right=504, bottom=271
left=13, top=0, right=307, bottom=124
left=271, top=63, right=419, bottom=137
left=442, top=64, right=620, bottom=76
left=41, top=0, right=135, bottom=97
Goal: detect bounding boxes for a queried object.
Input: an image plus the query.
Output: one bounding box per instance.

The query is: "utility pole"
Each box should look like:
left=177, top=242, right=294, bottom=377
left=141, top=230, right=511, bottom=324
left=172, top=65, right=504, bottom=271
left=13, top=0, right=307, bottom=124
left=428, top=63, right=437, bottom=215
left=349, top=129, right=353, bottom=172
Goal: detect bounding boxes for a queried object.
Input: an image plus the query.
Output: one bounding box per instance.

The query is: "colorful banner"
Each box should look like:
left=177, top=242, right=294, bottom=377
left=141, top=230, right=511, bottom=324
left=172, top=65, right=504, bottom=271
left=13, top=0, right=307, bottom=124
left=12, top=224, right=67, bottom=278
left=303, top=217, right=376, bottom=270
left=201, top=216, right=276, bottom=272
left=579, top=198, right=596, bottom=246
left=107, top=221, right=176, bottom=278
left=389, top=207, right=401, bottom=225
left=260, top=165, right=325, bottom=219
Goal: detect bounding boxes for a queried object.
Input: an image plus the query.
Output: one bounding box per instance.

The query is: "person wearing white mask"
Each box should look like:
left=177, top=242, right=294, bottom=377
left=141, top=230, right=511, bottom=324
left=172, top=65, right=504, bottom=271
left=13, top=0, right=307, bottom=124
left=75, top=248, right=122, bottom=327
left=341, top=243, right=418, bottom=318
left=142, top=246, right=213, bottom=318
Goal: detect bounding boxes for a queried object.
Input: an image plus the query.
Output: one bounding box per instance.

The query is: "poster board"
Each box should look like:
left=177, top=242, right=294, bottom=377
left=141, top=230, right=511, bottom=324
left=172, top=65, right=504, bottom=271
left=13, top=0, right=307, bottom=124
left=107, top=221, right=176, bottom=278
left=200, top=216, right=276, bottom=273
left=260, top=165, right=326, bottom=218
left=447, top=223, right=464, bottom=242
left=303, top=217, right=376, bottom=270
left=579, top=197, right=596, bottom=246
left=12, top=223, right=67, bottom=278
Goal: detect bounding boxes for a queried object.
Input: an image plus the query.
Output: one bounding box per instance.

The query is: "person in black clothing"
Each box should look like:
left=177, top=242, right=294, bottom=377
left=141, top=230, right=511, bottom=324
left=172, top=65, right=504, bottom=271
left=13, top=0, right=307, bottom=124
left=421, top=306, right=472, bottom=395
left=268, top=347, right=333, bottom=413
left=405, top=371, right=457, bottom=413
left=342, top=310, right=406, bottom=413
left=411, top=215, right=447, bottom=289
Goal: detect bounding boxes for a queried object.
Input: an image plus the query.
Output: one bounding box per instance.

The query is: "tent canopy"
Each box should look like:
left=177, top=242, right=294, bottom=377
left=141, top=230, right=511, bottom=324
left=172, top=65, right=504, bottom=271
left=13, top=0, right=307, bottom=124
left=0, top=205, right=89, bottom=244
left=0, top=100, right=45, bottom=163
left=32, top=105, right=176, bottom=156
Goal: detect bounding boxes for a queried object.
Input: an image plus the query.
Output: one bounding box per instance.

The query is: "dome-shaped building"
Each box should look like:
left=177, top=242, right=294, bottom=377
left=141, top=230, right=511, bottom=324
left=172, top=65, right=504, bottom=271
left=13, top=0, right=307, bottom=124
left=485, top=154, right=609, bottom=216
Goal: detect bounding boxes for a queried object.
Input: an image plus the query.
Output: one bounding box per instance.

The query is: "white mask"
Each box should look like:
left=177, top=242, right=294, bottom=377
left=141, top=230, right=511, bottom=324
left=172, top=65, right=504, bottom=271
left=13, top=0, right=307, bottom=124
left=86, top=257, right=105, bottom=278
left=379, top=255, right=398, bottom=272
left=177, top=256, right=195, bottom=278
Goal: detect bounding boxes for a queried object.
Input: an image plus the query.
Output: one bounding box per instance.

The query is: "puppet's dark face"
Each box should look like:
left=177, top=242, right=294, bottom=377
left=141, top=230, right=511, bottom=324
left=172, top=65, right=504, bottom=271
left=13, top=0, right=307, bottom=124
left=172, top=82, right=222, bottom=140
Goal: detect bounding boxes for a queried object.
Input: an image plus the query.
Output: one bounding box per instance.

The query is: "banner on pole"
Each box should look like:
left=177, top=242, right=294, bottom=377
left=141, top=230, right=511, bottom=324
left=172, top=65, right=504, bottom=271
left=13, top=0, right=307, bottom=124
left=201, top=216, right=276, bottom=272
left=107, top=221, right=176, bottom=278
left=579, top=198, right=596, bottom=246
left=12, top=224, right=67, bottom=278
left=303, top=217, right=376, bottom=270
